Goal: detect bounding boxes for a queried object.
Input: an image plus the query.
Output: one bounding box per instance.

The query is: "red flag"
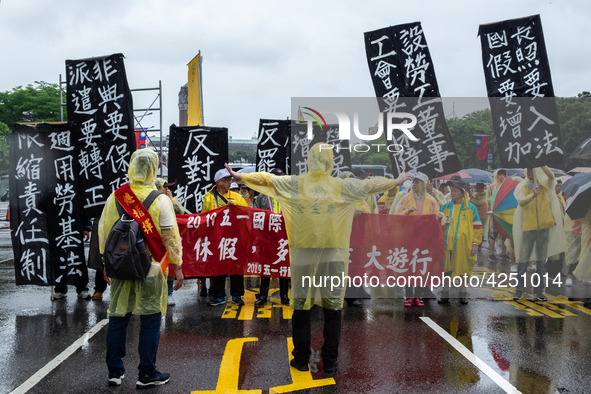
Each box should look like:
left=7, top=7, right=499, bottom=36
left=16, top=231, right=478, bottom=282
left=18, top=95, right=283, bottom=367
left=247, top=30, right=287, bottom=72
left=475, top=135, right=490, bottom=160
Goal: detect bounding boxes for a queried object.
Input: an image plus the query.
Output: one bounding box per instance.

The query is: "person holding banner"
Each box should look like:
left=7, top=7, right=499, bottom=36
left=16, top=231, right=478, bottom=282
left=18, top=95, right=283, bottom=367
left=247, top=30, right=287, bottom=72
left=99, top=149, right=184, bottom=388
left=512, top=167, right=565, bottom=301
left=203, top=168, right=249, bottom=306
left=377, top=185, right=398, bottom=214
left=155, top=178, right=185, bottom=306
left=392, top=172, right=444, bottom=307
left=254, top=168, right=291, bottom=306
left=438, top=176, right=483, bottom=305
left=225, top=143, right=413, bottom=378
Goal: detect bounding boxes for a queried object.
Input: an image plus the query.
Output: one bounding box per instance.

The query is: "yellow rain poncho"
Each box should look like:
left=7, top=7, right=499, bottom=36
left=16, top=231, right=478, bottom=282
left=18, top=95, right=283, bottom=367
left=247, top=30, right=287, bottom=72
left=573, top=207, right=591, bottom=281
left=242, top=143, right=397, bottom=310
left=513, top=167, right=566, bottom=263
left=392, top=174, right=439, bottom=216
left=99, top=149, right=183, bottom=317
left=440, top=191, right=483, bottom=277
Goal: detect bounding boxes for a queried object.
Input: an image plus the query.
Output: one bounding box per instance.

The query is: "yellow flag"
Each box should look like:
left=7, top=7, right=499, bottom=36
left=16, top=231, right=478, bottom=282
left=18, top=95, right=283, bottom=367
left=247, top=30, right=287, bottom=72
left=187, top=52, right=204, bottom=126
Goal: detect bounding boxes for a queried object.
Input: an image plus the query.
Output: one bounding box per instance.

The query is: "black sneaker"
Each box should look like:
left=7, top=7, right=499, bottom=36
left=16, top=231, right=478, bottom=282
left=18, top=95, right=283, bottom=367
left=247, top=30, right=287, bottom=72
left=207, top=297, right=226, bottom=306
left=136, top=371, right=170, bottom=389
left=500, top=254, right=510, bottom=260
left=281, top=295, right=290, bottom=305
left=488, top=255, right=498, bottom=262
left=232, top=296, right=244, bottom=306
left=513, top=291, right=523, bottom=301
left=108, top=372, right=124, bottom=387
left=437, top=291, right=449, bottom=304
left=199, top=287, right=208, bottom=297
left=290, top=358, right=309, bottom=371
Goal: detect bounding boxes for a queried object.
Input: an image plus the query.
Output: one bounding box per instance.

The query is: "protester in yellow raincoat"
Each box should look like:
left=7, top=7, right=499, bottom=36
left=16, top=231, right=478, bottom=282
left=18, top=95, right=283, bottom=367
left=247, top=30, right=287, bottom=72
left=377, top=185, right=398, bottom=214
left=513, top=166, right=565, bottom=301
left=427, top=179, right=445, bottom=207
left=392, top=172, right=443, bottom=307
left=99, top=149, right=183, bottom=388
left=438, top=175, right=483, bottom=305
left=202, top=168, right=249, bottom=307
left=225, top=142, right=412, bottom=378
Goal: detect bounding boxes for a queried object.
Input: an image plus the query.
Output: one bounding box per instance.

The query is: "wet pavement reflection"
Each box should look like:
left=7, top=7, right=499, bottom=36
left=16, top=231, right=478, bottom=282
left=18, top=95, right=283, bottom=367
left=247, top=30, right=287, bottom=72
left=1, top=219, right=591, bottom=393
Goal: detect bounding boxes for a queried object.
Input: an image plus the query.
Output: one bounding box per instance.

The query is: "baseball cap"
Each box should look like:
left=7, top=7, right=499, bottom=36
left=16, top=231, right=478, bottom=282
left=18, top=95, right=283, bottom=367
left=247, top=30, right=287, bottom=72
left=230, top=182, right=239, bottom=189
left=214, top=168, right=232, bottom=182
left=270, top=168, right=285, bottom=176
left=447, top=175, right=466, bottom=191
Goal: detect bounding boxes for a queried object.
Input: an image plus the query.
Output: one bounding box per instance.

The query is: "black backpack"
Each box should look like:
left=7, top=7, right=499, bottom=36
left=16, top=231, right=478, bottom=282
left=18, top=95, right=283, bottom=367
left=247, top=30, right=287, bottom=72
left=104, top=190, right=161, bottom=281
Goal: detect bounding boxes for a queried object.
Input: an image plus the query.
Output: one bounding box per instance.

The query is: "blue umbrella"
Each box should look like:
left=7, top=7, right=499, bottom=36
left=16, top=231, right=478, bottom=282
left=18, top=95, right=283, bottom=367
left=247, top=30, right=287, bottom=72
left=566, top=180, right=591, bottom=220
left=462, top=168, right=494, bottom=183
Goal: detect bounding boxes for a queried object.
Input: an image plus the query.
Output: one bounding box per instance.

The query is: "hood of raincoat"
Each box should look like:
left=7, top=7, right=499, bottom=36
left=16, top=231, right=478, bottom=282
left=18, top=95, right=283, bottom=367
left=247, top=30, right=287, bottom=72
left=307, top=143, right=334, bottom=178
left=128, top=149, right=159, bottom=187
left=411, top=172, right=428, bottom=200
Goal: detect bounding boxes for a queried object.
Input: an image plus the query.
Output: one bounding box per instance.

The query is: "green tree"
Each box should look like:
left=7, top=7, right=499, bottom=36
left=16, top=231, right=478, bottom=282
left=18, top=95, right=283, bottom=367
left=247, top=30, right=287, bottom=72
left=0, top=81, right=63, bottom=125
left=0, top=121, right=9, bottom=175
left=447, top=109, right=499, bottom=170
left=0, top=82, right=63, bottom=174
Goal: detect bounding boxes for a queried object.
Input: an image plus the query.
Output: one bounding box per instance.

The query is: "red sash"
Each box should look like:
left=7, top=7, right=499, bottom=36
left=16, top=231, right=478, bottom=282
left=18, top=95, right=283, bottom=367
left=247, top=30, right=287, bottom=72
left=114, top=184, right=168, bottom=270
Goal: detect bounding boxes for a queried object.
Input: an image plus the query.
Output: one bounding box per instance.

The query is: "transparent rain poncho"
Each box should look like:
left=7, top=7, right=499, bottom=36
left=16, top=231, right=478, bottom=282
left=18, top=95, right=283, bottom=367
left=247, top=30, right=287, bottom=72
left=242, top=143, right=397, bottom=310
left=573, top=207, right=591, bottom=281
left=99, top=149, right=182, bottom=317
left=392, top=173, right=439, bottom=215
left=513, top=167, right=566, bottom=262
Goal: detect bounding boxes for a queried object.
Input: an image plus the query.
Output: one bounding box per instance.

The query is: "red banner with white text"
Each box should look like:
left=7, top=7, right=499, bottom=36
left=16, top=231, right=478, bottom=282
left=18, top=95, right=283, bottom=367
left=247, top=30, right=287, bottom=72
left=178, top=206, right=444, bottom=283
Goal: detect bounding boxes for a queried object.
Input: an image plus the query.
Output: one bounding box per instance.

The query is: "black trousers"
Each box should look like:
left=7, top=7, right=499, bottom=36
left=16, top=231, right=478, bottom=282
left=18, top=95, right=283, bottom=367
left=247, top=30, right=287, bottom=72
left=94, top=269, right=108, bottom=293
left=212, top=275, right=244, bottom=299
left=259, top=277, right=289, bottom=298
left=292, top=307, right=341, bottom=370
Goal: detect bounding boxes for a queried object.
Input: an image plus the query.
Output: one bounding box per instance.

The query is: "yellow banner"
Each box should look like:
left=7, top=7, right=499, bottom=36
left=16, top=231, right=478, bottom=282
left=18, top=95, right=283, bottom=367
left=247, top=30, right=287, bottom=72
left=187, top=52, right=203, bottom=126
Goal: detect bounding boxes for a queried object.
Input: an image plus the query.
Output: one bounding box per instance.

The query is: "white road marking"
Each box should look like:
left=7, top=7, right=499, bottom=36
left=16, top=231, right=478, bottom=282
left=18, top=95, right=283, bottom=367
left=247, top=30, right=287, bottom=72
left=420, top=317, right=521, bottom=394
left=10, top=318, right=109, bottom=394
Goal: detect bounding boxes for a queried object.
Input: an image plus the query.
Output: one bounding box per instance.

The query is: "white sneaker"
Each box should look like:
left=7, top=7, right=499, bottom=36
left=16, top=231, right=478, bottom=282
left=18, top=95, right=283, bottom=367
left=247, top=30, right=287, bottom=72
left=78, top=290, right=91, bottom=299
left=527, top=265, right=536, bottom=272
left=167, top=294, right=175, bottom=306
left=53, top=292, right=67, bottom=300
left=510, top=265, right=517, bottom=273
left=565, top=278, right=573, bottom=287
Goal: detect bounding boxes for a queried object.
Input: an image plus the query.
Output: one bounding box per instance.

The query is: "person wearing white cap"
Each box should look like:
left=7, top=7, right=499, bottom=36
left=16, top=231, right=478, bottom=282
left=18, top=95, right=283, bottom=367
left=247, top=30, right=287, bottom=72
left=203, top=168, right=249, bottom=306
left=392, top=172, right=444, bottom=307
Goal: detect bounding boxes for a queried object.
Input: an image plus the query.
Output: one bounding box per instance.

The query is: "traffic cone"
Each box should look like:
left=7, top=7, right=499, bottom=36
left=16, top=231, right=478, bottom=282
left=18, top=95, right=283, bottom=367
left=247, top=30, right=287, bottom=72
left=6, top=203, right=9, bottom=221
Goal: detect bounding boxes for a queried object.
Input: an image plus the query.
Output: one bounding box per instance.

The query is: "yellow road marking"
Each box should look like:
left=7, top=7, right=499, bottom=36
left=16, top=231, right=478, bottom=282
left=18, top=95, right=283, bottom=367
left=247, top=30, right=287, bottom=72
left=192, top=337, right=261, bottom=394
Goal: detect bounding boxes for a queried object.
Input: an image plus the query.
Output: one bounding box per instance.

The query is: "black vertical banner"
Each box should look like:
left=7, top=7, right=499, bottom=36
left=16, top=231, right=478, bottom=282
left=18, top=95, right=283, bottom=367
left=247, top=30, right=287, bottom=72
left=478, top=15, right=564, bottom=168
left=168, top=125, right=229, bottom=213
left=66, top=53, right=135, bottom=220
left=256, top=119, right=291, bottom=174
left=364, top=23, right=461, bottom=179
left=290, top=122, right=351, bottom=176
left=10, top=123, right=86, bottom=287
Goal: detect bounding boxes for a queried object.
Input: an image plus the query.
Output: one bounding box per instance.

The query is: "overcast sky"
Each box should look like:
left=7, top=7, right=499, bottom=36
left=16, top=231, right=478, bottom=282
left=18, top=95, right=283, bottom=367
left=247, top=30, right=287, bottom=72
left=1, top=0, right=590, bottom=140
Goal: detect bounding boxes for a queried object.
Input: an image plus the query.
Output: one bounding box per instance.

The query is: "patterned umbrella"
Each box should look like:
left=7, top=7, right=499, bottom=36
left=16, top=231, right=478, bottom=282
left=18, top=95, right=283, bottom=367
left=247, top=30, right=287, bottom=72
left=490, top=178, right=520, bottom=240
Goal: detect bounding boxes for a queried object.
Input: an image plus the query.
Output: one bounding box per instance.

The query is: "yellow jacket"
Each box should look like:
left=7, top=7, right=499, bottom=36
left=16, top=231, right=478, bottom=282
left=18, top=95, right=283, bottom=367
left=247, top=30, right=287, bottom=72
left=440, top=192, right=483, bottom=276
left=515, top=182, right=555, bottom=231
left=202, top=188, right=248, bottom=212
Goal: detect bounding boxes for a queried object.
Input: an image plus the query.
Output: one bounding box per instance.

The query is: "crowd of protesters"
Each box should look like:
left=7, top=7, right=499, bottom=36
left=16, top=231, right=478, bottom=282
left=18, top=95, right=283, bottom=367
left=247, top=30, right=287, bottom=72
left=53, top=145, right=591, bottom=387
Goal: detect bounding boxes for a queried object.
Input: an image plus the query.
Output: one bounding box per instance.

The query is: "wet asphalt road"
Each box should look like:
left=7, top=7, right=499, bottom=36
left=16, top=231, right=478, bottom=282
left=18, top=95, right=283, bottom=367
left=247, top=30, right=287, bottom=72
left=1, top=201, right=591, bottom=393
